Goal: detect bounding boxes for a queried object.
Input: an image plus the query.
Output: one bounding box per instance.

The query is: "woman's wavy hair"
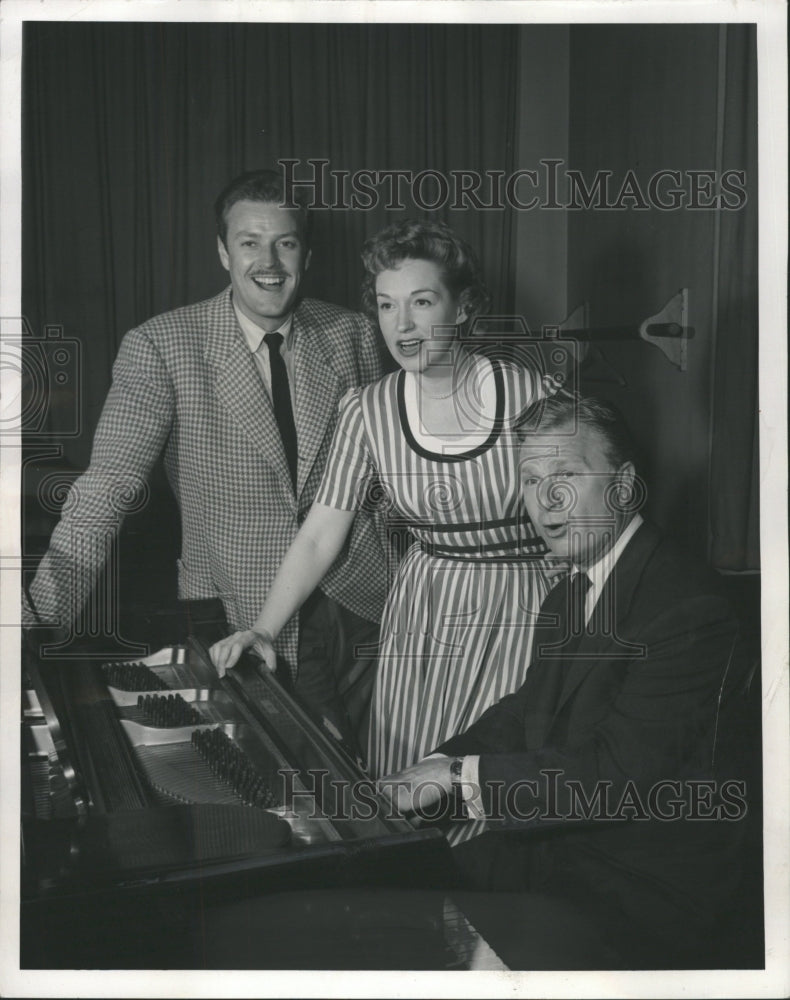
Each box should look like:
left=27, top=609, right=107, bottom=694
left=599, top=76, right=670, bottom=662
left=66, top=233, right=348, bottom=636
left=360, top=219, right=491, bottom=323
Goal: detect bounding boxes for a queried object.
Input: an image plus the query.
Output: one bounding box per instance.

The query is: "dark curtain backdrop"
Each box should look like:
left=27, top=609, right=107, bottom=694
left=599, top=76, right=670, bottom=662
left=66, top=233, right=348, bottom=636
left=23, top=21, right=519, bottom=470
left=564, top=23, right=759, bottom=573
left=708, top=26, right=759, bottom=570
left=22, top=21, right=759, bottom=574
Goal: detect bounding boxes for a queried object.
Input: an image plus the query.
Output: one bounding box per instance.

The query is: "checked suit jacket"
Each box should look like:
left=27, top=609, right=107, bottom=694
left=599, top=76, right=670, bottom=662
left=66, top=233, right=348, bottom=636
left=26, top=287, right=389, bottom=673
left=439, top=521, right=756, bottom=954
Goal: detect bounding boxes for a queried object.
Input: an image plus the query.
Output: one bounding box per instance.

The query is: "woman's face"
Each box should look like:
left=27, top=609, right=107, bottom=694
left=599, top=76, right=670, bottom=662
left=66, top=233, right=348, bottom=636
left=374, top=258, right=467, bottom=375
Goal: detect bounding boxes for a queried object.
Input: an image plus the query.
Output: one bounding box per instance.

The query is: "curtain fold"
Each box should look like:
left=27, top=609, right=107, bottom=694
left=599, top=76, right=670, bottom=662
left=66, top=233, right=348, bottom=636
left=708, top=25, right=759, bottom=570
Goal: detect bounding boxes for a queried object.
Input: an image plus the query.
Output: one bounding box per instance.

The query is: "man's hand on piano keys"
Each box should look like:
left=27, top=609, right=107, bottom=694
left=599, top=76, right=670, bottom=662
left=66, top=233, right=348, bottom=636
left=378, top=757, right=453, bottom=816
left=209, top=629, right=276, bottom=677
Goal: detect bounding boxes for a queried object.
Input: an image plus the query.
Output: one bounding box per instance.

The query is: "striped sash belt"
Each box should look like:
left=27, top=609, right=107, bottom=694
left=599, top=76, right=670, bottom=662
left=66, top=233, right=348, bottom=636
left=407, top=514, right=548, bottom=562
left=418, top=537, right=546, bottom=562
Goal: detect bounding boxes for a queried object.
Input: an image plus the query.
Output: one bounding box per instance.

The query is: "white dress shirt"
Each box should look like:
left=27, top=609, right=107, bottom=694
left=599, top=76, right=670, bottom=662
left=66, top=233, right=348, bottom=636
left=449, top=513, right=645, bottom=819
left=233, top=302, right=295, bottom=400
left=582, top=512, right=644, bottom=625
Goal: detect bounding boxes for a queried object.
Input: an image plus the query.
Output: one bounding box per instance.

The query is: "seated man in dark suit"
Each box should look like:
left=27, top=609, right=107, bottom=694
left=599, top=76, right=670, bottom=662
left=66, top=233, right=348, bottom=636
left=382, top=394, right=757, bottom=969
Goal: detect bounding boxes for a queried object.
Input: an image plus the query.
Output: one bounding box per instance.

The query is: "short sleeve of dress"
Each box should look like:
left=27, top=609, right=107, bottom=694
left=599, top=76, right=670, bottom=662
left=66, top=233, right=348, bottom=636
left=314, top=388, right=374, bottom=511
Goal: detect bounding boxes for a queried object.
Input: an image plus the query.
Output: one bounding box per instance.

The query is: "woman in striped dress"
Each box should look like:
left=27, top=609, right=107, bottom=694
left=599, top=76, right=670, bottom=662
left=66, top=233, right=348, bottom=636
left=210, top=220, right=554, bottom=785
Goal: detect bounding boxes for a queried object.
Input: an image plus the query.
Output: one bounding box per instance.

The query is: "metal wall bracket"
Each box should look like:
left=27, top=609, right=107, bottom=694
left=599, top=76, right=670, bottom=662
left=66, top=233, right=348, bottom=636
left=551, top=289, right=693, bottom=372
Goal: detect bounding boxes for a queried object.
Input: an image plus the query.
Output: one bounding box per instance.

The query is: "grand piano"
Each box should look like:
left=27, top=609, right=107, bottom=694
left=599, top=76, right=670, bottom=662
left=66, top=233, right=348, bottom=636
left=20, top=636, right=508, bottom=970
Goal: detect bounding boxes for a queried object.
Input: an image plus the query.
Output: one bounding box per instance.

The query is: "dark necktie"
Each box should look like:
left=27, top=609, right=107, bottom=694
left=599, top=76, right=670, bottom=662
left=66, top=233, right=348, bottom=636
left=538, top=570, right=592, bottom=659
left=567, top=571, right=592, bottom=647
left=263, top=331, right=298, bottom=490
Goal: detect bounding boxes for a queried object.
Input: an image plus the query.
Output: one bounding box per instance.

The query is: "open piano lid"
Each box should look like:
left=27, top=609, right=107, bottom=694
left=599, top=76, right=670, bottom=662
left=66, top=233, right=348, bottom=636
left=21, top=634, right=452, bottom=893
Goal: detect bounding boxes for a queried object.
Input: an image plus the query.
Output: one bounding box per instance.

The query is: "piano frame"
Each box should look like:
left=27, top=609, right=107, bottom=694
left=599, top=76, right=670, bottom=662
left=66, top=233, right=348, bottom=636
left=20, top=637, right=469, bottom=970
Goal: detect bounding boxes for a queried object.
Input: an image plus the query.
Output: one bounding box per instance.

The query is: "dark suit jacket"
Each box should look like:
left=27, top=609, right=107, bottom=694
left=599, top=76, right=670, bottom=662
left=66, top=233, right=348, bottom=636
left=26, top=289, right=388, bottom=674
left=440, top=521, right=756, bottom=961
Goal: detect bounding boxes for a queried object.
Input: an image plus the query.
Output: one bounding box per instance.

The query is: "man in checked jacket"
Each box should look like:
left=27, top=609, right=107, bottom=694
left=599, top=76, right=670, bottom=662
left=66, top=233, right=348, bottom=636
left=22, top=168, right=388, bottom=750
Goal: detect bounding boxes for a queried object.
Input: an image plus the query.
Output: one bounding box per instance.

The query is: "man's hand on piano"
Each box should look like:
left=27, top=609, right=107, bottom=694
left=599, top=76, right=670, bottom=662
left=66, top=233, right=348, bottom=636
left=209, top=629, right=276, bottom=677
left=378, top=757, right=453, bottom=816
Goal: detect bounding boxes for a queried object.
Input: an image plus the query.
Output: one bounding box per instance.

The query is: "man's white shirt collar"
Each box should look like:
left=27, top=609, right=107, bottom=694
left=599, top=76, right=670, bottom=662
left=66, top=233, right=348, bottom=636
left=233, top=303, right=294, bottom=354
left=577, top=513, right=644, bottom=621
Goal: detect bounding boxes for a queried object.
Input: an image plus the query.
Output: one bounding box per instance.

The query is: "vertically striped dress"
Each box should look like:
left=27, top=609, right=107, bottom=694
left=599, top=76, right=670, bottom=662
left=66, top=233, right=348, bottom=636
left=315, top=355, right=552, bottom=785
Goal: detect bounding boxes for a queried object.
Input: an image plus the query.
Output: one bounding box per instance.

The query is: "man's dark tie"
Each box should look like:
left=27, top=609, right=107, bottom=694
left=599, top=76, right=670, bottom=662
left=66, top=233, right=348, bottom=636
left=538, top=570, right=592, bottom=659
left=264, top=331, right=298, bottom=490
left=567, top=571, right=592, bottom=650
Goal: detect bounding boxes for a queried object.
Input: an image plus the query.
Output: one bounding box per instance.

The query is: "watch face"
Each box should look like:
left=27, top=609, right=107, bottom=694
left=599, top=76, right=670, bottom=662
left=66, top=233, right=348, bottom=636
left=450, top=757, right=464, bottom=783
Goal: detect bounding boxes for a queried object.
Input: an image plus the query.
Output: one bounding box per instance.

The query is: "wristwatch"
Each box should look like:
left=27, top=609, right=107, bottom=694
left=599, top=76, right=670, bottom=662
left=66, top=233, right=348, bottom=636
left=449, top=757, right=467, bottom=817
